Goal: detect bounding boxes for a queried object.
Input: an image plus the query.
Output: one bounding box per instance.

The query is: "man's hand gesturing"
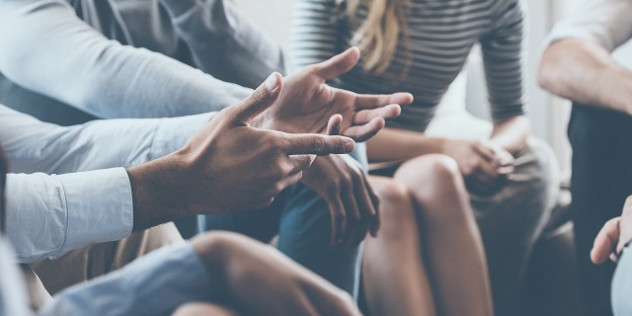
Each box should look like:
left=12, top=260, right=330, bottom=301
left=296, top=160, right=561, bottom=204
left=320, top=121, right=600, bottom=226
left=128, top=73, right=357, bottom=230
left=253, top=47, right=414, bottom=141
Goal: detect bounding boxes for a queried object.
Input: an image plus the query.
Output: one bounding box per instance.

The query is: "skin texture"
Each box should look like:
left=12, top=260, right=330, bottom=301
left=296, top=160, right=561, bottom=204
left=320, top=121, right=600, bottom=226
left=190, top=232, right=361, bottom=316
left=363, top=91, right=529, bottom=316
left=539, top=38, right=632, bottom=116
left=363, top=156, right=493, bottom=316
left=128, top=73, right=356, bottom=230
left=254, top=47, right=412, bottom=141
left=128, top=48, right=412, bottom=232
left=591, top=196, right=632, bottom=265
left=367, top=116, right=529, bottom=190
left=302, top=115, right=380, bottom=246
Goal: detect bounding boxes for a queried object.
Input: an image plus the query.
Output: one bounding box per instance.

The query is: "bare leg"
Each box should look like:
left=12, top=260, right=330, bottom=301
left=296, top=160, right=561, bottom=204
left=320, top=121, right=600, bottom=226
left=394, top=154, right=493, bottom=316
left=363, top=176, right=436, bottom=316
left=173, top=303, right=239, bottom=316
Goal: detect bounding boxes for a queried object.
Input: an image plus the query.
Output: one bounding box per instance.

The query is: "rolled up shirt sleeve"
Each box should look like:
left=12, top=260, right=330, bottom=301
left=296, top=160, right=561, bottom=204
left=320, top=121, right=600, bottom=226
left=543, top=0, right=632, bottom=52
left=0, top=105, right=212, bottom=174
left=38, top=242, right=215, bottom=316
left=5, top=168, right=134, bottom=264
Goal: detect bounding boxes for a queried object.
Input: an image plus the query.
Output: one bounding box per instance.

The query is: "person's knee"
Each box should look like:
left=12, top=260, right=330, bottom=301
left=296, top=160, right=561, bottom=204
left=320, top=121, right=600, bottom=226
left=370, top=177, right=415, bottom=224
left=394, top=154, right=462, bottom=198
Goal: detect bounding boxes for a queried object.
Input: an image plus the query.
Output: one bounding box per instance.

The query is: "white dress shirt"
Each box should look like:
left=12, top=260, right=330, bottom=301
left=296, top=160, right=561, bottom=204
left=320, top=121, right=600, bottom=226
left=544, top=0, right=632, bottom=51
left=1, top=105, right=213, bottom=263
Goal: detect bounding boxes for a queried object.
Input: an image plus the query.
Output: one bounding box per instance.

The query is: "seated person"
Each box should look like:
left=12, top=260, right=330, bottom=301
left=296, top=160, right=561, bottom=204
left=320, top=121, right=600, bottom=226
left=539, top=0, right=632, bottom=314
left=0, top=145, right=362, bottom=316
left=291, top=0, right=557, bottom=314
left=0, top=0, right=412, bottom=298
left=590, top=196, right=632, bottom=316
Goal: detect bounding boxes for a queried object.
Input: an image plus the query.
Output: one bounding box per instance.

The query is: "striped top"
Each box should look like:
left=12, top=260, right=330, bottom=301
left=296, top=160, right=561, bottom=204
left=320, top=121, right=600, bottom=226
left=291, top=0, right=527, bottom=132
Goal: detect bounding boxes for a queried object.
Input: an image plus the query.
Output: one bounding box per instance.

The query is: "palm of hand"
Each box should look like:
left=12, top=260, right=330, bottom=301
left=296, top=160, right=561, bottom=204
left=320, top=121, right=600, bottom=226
left=251, top=47, right=412, bottom=141
left=256, top=71, right=355, bottom=135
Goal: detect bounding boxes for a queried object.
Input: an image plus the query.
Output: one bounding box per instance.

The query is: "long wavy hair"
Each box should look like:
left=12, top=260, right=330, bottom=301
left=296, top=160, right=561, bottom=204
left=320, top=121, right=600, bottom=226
left=337, top=0, right=409, bottom=75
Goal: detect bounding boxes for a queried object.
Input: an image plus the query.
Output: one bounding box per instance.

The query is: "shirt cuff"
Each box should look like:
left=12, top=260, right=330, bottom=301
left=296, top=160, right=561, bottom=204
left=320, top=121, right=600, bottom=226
left=58, top=168, right=134, bottom=257
left=150, top=113, right=215, bottom=160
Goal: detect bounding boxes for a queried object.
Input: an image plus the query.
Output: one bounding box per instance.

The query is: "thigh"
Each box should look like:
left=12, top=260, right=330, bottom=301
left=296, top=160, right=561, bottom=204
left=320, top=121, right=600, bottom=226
left=32, top=222, right=182, bottom=295
left=202, top=200, right=283, bottom=244
left=277, top=147, right=367, bottom=297
left=277, top=182, right=362, bottom=297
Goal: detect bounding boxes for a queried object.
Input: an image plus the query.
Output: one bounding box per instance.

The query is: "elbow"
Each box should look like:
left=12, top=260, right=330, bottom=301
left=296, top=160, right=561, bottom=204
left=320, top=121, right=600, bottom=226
left=537, top=49, right=561, bottom=93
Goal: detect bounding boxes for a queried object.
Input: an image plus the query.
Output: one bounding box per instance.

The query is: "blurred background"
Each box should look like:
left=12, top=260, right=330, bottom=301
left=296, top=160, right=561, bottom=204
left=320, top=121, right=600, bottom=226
left=232, top=0, right=632, bottom=178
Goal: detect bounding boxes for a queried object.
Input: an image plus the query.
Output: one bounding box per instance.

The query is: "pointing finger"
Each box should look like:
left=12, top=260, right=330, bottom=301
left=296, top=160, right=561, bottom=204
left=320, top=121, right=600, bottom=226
left=283, top=133, right=356, bottom=155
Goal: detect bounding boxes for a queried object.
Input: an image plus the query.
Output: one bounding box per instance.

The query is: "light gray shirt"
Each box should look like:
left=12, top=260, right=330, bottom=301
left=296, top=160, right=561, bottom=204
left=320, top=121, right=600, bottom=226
left=1, top=104, right=212, bottom=263
left=0, top=0, right=287, bottom=124
left=544, top=0, right=632, bottom=52
left=0, top=237, right=216, bottom=316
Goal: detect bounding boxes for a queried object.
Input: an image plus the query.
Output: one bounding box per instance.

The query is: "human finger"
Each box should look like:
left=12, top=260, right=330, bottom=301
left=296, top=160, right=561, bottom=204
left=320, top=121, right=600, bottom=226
left=353, top=104, right=402, bottom=124
left=232, top=72, right=283, bottom=124
left=591, top=217, right=621, bottom=264
left=341, top=117, right=385, bottom=142
left=282, top=133, right=356, bottom=155
left=310, top=47, right=360, bottom=79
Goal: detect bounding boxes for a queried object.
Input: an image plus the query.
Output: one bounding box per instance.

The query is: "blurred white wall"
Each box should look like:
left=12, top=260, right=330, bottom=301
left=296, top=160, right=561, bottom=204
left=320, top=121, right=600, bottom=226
left=232, top=0, right=632, bottom=175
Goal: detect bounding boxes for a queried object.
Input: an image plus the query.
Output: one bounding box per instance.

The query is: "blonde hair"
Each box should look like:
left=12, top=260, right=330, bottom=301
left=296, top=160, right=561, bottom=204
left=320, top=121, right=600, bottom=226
left=337, top=0, right=408, bottom=75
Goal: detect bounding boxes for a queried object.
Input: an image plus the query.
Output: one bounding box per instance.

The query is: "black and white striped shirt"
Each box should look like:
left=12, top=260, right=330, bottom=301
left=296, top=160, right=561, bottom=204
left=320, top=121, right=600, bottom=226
left=291, top=0, right=527, bottom=132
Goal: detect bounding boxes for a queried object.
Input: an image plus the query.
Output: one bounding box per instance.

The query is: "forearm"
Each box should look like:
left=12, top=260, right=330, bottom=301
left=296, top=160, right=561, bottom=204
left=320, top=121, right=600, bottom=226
left=490, top=115, right=530, bottom=155
left=0, top=0, right=251, bottom=118
left=539, top=39, right=632, bottom=115
left=0, top=105, right=212, bottom=174
left=366, top=128, right=448, bottom=162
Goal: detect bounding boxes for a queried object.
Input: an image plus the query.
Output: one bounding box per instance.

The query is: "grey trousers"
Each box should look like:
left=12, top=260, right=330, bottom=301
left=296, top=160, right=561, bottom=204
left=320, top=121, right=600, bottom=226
left=472, top=138, right=558, bottom=316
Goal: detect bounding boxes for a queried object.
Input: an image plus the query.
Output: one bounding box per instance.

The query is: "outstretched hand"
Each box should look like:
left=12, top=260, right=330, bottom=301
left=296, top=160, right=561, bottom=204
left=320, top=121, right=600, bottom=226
left=253, top=47, right=413, bottom=142
left=591, top=196, right=632, bottom=264
left=128, top=73, right=357, bottom=230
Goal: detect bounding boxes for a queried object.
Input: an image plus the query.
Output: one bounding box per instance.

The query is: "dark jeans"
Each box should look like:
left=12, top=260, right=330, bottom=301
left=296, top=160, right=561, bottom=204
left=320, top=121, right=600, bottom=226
left=198, top=145, right=368, bottom=296
left=568, top=104, right=632, bottom=316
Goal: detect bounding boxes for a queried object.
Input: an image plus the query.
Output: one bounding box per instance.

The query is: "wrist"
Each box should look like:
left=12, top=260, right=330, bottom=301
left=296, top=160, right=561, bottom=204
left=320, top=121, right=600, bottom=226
left=436, top=138, right=452, bottom=156
left=127, top=154, right=190, bottom=230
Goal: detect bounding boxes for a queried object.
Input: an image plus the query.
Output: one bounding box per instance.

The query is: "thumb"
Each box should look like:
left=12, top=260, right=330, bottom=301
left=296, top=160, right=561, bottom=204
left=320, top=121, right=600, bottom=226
left=232, top=72, right=283, bottom=124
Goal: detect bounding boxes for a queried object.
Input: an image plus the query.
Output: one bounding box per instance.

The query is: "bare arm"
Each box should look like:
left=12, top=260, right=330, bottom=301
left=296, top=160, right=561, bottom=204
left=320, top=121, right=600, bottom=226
left=490, top=115, right=530, bottom=155
left=366, top=127, right=448, bottom=163
left=539, top=38, right=632, bottom=115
